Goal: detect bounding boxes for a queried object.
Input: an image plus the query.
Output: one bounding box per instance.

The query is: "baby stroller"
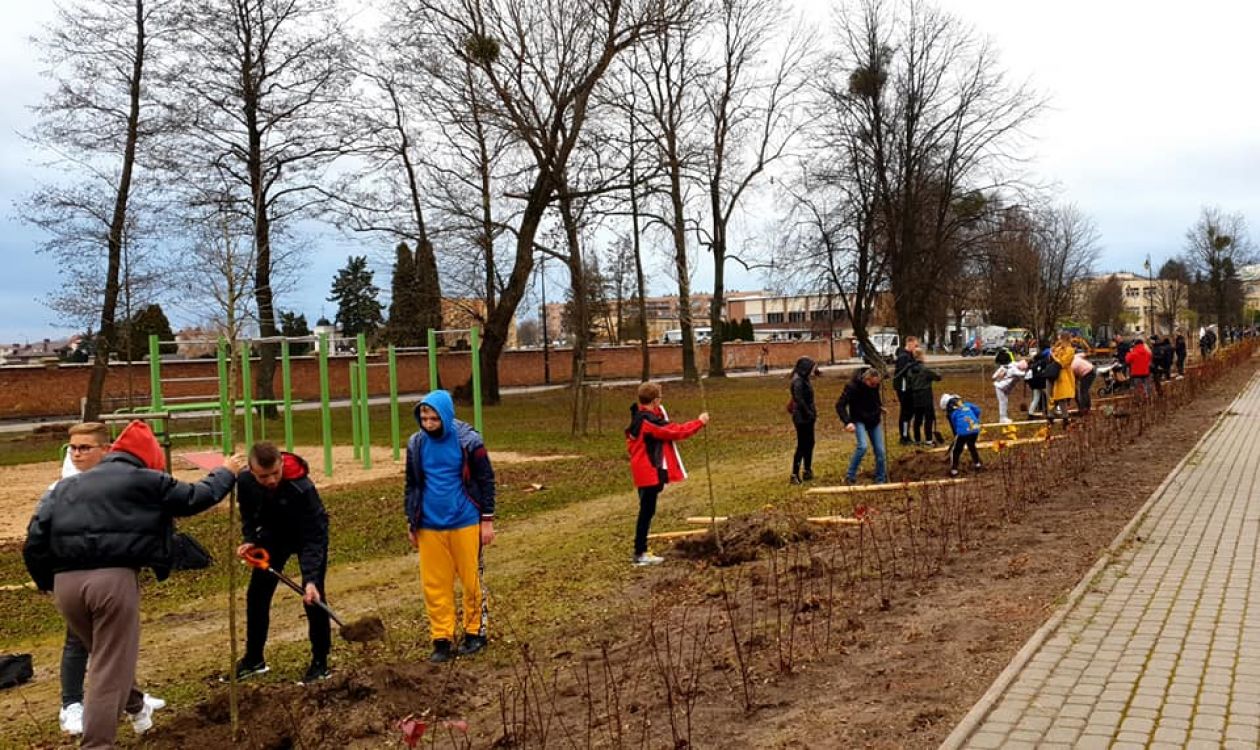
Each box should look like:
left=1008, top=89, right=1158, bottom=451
left=1097, top=361, right=1130, bottom=396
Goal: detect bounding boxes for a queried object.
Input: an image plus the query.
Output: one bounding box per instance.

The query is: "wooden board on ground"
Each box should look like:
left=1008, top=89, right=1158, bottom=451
left=926, top=435, right=1064, bottom=454
left=646, top=528, right=710, bottom=540
left=806, top=478, right=970, bottom=495
left=685, top=516, right=729, bottom=525
left=979, top=420, right=1042, bottom=429
left=806, top=516, right=863, bottom=526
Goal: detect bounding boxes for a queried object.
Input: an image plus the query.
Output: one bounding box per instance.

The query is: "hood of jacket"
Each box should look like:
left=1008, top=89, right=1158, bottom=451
left=626, top=402, right=667, bottom=438
left=281, top=452, right=309, bottom=481
left=792, top=356, right=815, bottom=378
left=414, top=390, right=458, bottom=441
left=111, top=420, right=165, bottom=472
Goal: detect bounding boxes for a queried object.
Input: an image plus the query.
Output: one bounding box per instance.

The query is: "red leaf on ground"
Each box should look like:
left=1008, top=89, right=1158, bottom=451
left=397, top=716, right=428, bottom=748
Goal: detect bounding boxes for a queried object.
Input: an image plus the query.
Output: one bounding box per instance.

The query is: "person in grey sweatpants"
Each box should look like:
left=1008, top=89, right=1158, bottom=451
left=25, top=421, right=245, bottom=749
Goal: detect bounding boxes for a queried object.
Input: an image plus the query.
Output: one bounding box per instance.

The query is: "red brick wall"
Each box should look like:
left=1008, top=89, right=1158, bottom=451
left=0, top=339, right=850, bottom=418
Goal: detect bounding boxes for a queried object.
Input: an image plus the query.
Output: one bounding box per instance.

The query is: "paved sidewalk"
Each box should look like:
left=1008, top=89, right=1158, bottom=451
left=943, top=370, right=1260, bottom=750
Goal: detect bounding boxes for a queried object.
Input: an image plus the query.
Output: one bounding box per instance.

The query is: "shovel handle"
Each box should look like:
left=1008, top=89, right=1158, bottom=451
left=242, top=546, right=345, bottom=627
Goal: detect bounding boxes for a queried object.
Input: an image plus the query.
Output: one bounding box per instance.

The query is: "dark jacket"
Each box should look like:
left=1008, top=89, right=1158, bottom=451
left=1028, top=349, right=1050, bottom=389
left=906, top=362, right=941, bottom=410
left=404, top=391, right=496, bottom=532
left=1153, top=339, right=1174, bottom=368
left=835, top=371, right=883, bottom=428
left=891, top=348, right=915, bottom=394
left=1174, top=335, right=1187, bottom=357
left=790, top=356, right=817, bottom=424
left=24, top=447, right=235, bottom=592
left=238, top=452, right=328, bottom=587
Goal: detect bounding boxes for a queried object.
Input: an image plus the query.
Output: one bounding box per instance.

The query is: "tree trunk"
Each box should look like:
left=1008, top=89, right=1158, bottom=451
left=708, top=229, right=727, bottom=378
left=667, top=169, right=697, bottom=382
left=85, top=0, right=146, bottom=421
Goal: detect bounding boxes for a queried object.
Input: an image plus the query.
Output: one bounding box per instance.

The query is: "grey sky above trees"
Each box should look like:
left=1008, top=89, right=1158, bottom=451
left=3, top=0, right=1260, bottom=344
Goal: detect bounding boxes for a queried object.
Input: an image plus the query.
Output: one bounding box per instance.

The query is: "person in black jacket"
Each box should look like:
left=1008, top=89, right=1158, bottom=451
left=24, top=420, right=243, bottom=749
left=1174, top=329, right=1188, bottom=376
left=907, top=349, right=942, bottom=446
left=789, top=356, right=818, bottom=484
left=234, top=442, right=332, bottom=684
left=835, top=368, right=887, bottom=484
left=891, top=336, right=920, bottom=445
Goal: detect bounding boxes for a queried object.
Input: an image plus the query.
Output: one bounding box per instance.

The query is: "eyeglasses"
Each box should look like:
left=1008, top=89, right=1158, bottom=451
left=68, top=444, right=103, bottom=454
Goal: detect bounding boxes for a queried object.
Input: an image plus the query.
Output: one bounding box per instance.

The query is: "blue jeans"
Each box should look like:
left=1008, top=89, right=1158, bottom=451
left=846, top=422, right=887, bottom=483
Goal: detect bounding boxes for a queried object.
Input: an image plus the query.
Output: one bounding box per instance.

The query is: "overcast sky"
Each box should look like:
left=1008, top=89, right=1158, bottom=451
left=2, top=0, right=1258, bottom=345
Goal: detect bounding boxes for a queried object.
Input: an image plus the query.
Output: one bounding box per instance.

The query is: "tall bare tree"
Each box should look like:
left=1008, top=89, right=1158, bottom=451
left=1028, top=204, right=1099, bottom=337
left=25, top=0, right=169, bottom=418
left=170, top=0, right=355, bottom=406
left=407, top=0, right=690, bottom=401
left=628, top=21, right=707, bottom=382
left=1183, top=206, right=1256, bottom=330
left=830, top=0, right=1041, bottom=340
left=699, top=0, right=809, bottom=377
left=1156, top=258, right=1190, bottom=333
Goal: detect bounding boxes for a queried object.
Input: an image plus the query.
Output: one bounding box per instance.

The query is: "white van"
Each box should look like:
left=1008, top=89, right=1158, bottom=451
left=868, top=332, right=900, bottom=359
left=661, top=327, right=711, bottom=344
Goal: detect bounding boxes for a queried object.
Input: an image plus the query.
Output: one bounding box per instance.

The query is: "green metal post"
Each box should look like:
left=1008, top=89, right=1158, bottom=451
left=357, top=333, right=371, bottom=469
left=471, top=325, right=483, bottom=434
left=427, top=328, right=438, bottom=392
left=388, top=344, right=400, bottom=462
left=148, top=334, right=164, bottom=436
left=240, top=343, right=254, bottom=449
left=349, top=361, right=361, bottom=461
left=281, top=339, right=294, bottom=452
left=318, top=333, right=332, bottom=477
left=217, top=338, right=231, bottom=455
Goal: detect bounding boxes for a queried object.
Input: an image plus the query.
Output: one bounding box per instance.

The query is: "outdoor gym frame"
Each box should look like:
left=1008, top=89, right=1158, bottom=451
left=123, top=327, right=484, bottom=477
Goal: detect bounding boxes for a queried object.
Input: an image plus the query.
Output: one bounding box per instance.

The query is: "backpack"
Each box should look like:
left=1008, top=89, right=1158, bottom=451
left=994, top=347, right=1014, bottom=366
left=1041, top=358, right=1062, bottom=382
left=171, top=531, right=214, bottom=571
left=0, top=655, right=33, bottom=690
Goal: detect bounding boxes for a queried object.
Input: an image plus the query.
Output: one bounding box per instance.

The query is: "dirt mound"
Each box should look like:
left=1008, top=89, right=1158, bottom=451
left=670, top=513, right=817, bottom=566
left=144, top=662, right=475, bottom=750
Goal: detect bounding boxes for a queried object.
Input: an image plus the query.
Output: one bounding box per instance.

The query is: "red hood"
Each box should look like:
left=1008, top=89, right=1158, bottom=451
left=111, top=420, right=166, bottom=472
left=281, top=452, right=309, bottom=481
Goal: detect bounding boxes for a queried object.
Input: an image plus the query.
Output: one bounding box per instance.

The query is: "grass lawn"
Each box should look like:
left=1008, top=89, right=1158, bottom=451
left=0, top=369, right=1008, bottom=744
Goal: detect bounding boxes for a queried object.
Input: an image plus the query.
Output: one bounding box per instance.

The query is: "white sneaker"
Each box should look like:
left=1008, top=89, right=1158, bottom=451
left=633, top=553, right=664, bottom=567
left=1000, top=418, right=1013, bottom=424
left=128, top=703, right=154, bottom=735
left=59, top=702, right=84, bottom=735
left=143, top=693, right=166, bottom=711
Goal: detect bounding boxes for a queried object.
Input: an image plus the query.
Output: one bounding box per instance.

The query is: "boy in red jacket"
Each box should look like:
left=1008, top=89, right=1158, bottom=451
left=625, top=381, right=709, bottom=566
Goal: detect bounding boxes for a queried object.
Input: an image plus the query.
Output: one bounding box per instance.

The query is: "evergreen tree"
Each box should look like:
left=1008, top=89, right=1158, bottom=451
left=279, top=310, right=313, bottom=355
left=741, top=318, right=755, bottom=341
left=385, top=242, right=424, bottom=346
left=116, top=304, right=177, bottom=361
left=328, top=256, right=385, bottom=339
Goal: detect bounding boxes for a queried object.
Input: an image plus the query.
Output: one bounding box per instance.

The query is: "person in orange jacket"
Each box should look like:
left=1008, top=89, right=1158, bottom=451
left=1126, top=336, right=1153, bottom=400
left=625, top=381, right=709, bottom=566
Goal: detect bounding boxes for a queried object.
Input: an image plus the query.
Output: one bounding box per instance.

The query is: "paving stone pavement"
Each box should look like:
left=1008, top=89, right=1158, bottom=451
left=942, top=370, right=1260, bottom=750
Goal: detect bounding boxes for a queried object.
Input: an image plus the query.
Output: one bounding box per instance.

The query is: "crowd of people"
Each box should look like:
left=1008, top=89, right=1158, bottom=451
left=785, top=325, right=1251, bottom=487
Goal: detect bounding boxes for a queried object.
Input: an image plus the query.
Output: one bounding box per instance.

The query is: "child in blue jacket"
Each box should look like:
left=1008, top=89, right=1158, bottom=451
left=940, top=393, right=983, bottom=477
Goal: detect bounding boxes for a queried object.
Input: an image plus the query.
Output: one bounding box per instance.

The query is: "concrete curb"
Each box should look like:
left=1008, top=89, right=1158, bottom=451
left=937, top=369, right=1258, bottom=749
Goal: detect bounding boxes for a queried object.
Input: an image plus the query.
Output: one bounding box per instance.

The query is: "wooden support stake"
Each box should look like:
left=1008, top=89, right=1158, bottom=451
left=685, top=516, right=729, bottom=525
left=647, top=528, right=711, bottom=540
left=806, top=478, right=970, bottom=495
left=805, top=516, right=863, bottom=526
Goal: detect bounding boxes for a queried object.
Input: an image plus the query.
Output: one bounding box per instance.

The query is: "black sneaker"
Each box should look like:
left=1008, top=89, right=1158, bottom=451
left=223, top=659, right=268, bottom=682
left=789, top=475, right=802, bottom=485
left=457, top=634, right=487, bottom=657
left=298, top=661, right=331, bottom=685
left=802, top=470, right=814, bottom=481
left=429, top=639, right=454, bottom=664
left=899, top=436, right=913, bottom=445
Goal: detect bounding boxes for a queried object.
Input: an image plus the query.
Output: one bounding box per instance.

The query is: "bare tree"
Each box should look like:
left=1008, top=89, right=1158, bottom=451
left=830, top=0, right=1042, bottom=341
left=1156, top=258, right=1190, bottom=333
left=1088, top=274, right=1125, bottom=338
left=405, top=0, right=690, bottom=402
left=1183, top=206, right=1256, bottom=330
left=169, top=0, right=356, bottom=408
left=628, top=20, right=708, bottom=382
left=1029, top=204, right=1099, bottom=337
left=24, top=0, right=171, bottom=419
left=698, top=0, right=810, bottom=377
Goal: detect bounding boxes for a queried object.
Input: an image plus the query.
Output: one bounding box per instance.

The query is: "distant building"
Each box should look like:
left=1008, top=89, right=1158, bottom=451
left=1074, top=271, right=1188, bottom=335
left=0, top=338, right=65, bottom=366
left=441, top=298, right=517, bottom=349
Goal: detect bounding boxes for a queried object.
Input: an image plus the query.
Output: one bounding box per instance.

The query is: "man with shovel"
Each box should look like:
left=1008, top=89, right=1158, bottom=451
left=233, top=442, right=332, bottom=684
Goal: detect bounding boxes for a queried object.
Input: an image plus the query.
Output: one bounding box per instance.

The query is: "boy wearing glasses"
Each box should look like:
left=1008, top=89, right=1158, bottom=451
left=45, top=424, right=165, bottom=736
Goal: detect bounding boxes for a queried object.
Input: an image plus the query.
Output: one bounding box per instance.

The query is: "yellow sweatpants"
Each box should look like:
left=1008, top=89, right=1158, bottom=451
left=417, top=525, right=486, bottom=642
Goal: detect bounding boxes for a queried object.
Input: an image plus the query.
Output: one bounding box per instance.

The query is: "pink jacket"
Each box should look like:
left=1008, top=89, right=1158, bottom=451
left=1070, top=352, right=1094, bottom=377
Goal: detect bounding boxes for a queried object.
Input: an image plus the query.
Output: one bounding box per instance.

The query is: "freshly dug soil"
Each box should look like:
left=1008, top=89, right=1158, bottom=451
left=143, top=661, right=475, bottom=750
left=670, top=513, right=818, bottom=566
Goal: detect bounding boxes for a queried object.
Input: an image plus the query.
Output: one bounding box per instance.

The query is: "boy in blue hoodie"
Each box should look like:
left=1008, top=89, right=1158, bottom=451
left=940, top=393, right=983, bottom=478
left=404, top=391, right=496, bottom=663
